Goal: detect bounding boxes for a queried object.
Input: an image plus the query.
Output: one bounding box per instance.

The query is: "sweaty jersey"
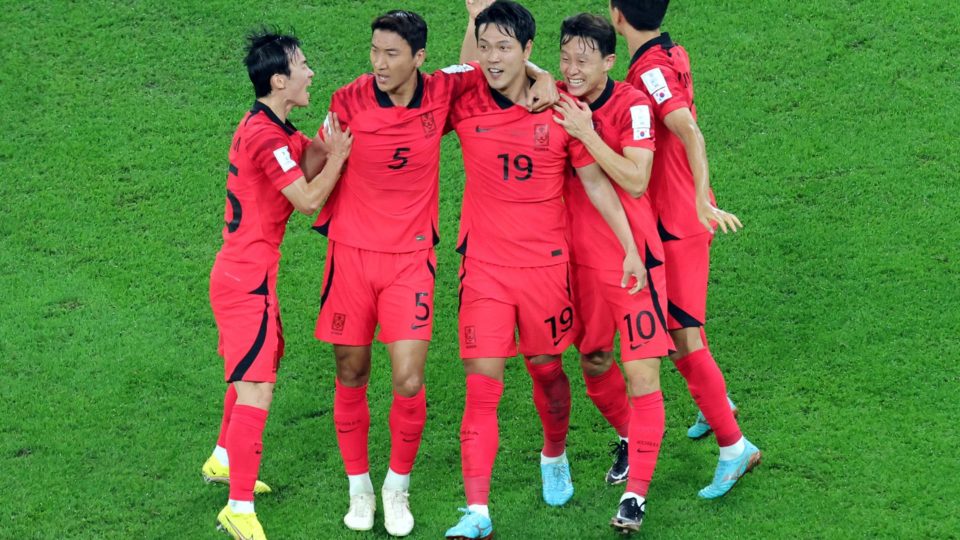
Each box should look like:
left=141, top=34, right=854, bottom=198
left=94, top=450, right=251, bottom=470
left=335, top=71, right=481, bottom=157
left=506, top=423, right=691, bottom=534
left=626, top=33, right=715, bottom=240
left=214, top=101, right=311, bottom=289
left=450, top=63, right=595, bottom=267
left=313, top=67, right=478, bottom=253
left=561, top=79, right=657, bottom=271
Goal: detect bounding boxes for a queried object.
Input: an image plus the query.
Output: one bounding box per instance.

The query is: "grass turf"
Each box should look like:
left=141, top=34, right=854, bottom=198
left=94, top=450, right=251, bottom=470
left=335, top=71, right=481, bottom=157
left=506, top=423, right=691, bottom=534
left=2, top=0, right=958, bottom=538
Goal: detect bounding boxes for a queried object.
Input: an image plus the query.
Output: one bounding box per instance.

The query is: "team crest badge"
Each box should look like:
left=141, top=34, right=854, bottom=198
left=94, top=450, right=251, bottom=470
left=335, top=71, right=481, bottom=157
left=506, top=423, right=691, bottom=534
left=534, top=124, right=549, bottom=147
left=420, top=112, right=437, bottom=137
left=332, top=313, right=346, bottom=333
left=465, top=325, right=477, bottom=348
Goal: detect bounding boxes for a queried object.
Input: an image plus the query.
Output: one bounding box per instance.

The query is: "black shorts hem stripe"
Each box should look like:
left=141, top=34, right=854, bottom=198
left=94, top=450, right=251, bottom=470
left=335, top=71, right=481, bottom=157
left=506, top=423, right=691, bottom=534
left=457, top=259, right=467, bottom=313
left=228, top=296, right=270, bottom=382
left=313, top=217, right=331, bottom=236
left=319, top=248, right=335, bottom=309
left=667, top=300, right=703, bottom=328
left=657, top=218, right=681, bottom=242
left=249, top=275, right=268, bottom=295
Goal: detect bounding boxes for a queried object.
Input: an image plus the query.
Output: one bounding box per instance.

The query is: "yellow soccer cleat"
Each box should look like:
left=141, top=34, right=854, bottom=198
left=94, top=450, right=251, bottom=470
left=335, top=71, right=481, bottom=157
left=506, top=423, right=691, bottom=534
left=202, top=455, right=272, bottom=494
left=217, top=506, right=267, bottom=540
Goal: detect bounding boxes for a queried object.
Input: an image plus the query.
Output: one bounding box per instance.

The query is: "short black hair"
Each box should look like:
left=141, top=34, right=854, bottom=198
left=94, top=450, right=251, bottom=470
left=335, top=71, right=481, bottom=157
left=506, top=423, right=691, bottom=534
left=560, top=13, right=617, bottom=57
left=371, top=10, right=428, bottom=54
left=610, top=0, right=670, bottom=31
left=475, top=0, right=536, bottom=48
left=244, top=29, right=301, bottom=98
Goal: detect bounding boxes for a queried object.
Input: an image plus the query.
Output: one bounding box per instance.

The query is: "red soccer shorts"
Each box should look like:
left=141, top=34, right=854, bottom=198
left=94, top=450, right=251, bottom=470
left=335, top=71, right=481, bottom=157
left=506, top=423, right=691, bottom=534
left=458, top=258, right=574, bottom=359
left=209, top=264, right=284, bottom=383
left=572, top=260, right=674, bottom=361
left=662, top=232, right=713, bottom=330
left=315, top=242, right=436, bottom=345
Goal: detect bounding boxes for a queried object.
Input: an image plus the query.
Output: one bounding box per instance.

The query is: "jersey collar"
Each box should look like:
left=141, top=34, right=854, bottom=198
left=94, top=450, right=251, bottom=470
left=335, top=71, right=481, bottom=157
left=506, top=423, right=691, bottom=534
left=629, top=32, right=675, bottom=68
left=489, top=77, right=537, bottom=110
left=588, top=78, right=615, bottom=112
left=250, top=101, right=297, bottom=135
left=373, top=71, right=425, bottom=109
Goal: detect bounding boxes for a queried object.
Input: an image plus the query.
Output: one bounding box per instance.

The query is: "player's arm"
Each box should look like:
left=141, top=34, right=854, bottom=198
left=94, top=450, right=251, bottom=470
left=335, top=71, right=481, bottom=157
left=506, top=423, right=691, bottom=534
left=299, top=134, right=329, bottom=181
left=663, top=107, right=742, bottom=233
left=575, top=163, right=647, bottom=294
left=460, top=0, right=556, bottom=112
left=281, top=113, right=353, bottom=215
left=554, top=95, right=652, bottom=197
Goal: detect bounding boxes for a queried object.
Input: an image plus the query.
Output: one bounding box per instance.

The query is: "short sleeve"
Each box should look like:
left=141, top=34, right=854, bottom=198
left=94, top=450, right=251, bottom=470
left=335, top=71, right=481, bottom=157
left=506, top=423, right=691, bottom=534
left=568, top=136, right=596, bottom=169
left=618, top=99, right=656, bottom=152
left=247, top=125, right=304, bottom=192
left=432, top=62, right=485, bottom=101
left=636, top=65, right=690, bottom=119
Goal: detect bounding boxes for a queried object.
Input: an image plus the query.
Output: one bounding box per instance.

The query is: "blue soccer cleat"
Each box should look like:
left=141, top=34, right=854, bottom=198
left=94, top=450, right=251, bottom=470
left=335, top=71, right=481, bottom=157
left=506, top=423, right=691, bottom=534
left=444, top=508, right=493, bottom=540
left=698, top=439, right=761, bottom=499
left=687, top=396, right=738, bottom=439
left=541, top=460, right=574, bottom=506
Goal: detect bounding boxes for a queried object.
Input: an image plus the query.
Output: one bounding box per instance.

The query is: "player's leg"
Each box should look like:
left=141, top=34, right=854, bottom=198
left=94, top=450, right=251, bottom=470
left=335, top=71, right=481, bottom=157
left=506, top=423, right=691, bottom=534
left=572, top=264, right=630, bottom=484
left=664, top=234, right=760, bottom=498
left=446, top=259, right=513, bottom=539
left=517, top=263, right=576, bottom=507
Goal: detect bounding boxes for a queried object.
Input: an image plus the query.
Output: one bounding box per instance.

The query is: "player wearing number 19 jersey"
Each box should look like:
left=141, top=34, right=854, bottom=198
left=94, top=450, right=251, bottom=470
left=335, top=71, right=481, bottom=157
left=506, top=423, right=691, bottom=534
left=444, top=3, right=648, bottom=538
left=611, top=0, right=760, bottom=502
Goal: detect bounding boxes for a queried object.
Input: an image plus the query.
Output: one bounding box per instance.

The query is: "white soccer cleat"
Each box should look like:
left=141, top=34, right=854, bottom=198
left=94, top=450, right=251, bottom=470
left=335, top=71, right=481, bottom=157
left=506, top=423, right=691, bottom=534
left=382, top=487, right=415, bottom=536
left=343, top=492, right=376, bottom=531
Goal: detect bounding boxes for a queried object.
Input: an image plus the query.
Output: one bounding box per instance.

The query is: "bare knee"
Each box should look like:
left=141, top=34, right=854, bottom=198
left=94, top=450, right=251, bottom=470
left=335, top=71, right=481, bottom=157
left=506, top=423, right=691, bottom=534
left=335, top=346, right=371, bottom=386
left=669, top=328, right=704, bottom=358
left=392, top=372, right=424, bottom=397
left=233, top=381, right=275, bottom=410
left=624, top=360, right=661, bottom=397
left=579, top=351, right=614, bottom=377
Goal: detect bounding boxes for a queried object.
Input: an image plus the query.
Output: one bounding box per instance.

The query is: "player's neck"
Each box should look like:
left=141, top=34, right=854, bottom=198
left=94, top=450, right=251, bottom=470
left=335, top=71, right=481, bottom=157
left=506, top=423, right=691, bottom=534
left=584, top=78, right=609, bottom=105
left=498, top=75, right=530, bottom=105
left=257, top=96, right=292, bottom=123
left=625, top=28, right=662, bottom=59
left=387, top=71, right=419, bottom=107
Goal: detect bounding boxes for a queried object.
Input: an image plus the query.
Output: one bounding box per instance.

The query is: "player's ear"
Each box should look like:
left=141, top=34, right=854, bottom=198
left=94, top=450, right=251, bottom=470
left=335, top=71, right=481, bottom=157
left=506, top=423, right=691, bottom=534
left=270, top=72, right=287, bottom=93
left=414, top=48, right=426, bottom=69
left=522, top=40, right=533, bottom=61
left=603, top=53, right=616, bottom=72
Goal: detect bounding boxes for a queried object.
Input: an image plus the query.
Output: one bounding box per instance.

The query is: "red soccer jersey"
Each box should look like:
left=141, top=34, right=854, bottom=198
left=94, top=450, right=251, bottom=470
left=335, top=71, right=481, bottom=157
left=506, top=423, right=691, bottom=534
left=450, top=65, right=595, bottom=267
left=313, top=66, right=483, bottom=253
left=626, top=33, right=715, bottom=240
left=214, top=101, right=311, bottom=287
left=561, top=79, right=658, bottom=271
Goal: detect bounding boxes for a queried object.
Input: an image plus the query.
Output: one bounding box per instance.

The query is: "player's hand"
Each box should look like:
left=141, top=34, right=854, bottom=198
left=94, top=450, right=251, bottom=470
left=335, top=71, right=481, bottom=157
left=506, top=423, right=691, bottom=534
left=323, top=112, right=353, bottom=160
left=696, top=199, right=742, bottom=234
left=621, top=250, right=647, bottom=295
left=466, top=0, right=495, bottom=19
left=528, top=71, right=559, bottom=113
left=552, top=94, right=593, bottom=140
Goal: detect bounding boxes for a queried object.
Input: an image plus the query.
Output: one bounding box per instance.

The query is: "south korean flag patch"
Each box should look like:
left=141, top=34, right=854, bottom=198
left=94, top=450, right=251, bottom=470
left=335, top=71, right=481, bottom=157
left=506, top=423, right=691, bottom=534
left=640, top=68, right=672, bottom=105
left=630, top=105, right=652, bottom=140
left=273, top=146, right=297, bottom=173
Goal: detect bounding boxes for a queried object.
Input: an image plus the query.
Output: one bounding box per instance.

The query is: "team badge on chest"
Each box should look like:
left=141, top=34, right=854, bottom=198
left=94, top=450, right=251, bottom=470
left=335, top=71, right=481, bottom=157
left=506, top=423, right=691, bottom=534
left=420, top=112, right=437, bottom=138
left=534, top=124, right=549, bottom=148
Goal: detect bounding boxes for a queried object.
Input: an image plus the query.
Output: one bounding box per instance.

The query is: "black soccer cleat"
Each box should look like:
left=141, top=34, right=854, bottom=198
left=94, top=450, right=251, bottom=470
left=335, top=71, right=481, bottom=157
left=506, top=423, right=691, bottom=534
left=610, top=496, right=645, bottom=534
left=605, top=439, right=629, bottom=485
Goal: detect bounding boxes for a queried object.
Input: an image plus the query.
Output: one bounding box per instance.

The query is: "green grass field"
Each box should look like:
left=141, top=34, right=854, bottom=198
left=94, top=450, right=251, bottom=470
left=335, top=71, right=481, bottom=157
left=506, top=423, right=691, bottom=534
left=3, top=0, right=959, bottom=538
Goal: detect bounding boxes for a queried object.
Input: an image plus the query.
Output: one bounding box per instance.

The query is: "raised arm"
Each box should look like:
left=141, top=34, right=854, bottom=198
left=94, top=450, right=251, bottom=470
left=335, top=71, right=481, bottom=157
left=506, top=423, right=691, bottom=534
left=281, top=113, right=352, bottom=215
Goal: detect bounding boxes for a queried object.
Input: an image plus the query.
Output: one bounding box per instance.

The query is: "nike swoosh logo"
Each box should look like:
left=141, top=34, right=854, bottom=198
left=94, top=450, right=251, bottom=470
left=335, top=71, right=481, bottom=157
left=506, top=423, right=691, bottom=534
left=629, top=339, right=652, bottom=351
left=223, top=515, right=251, bottom=540
left=475, top=126, right=492, bottom=133
left=410, top=323, right=428, bottom=330
left=402, top=437, right=418, bottom=443
left=337, top=427, right=359, bottom=434
left=553, top=334, right=568, bottom=346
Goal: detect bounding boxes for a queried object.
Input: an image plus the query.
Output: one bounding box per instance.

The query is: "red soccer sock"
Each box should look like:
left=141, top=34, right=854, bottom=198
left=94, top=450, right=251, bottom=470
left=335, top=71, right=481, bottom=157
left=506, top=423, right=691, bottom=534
left=226, top=404, right=269, bottom=502
left=582, top=363, right=630, bottom=438
left=389, top=387, right=427, bottom=475
left=216, top=384, right=238, bottom=448
left=525, top=358, right=571, bottom=457
left=674, top=348, right=742, bottom=447
left=625, top=391, right=665, bottom=496
left=334, top=379, right=371, bottom=475
left=461, top=374, right=504, bottom=506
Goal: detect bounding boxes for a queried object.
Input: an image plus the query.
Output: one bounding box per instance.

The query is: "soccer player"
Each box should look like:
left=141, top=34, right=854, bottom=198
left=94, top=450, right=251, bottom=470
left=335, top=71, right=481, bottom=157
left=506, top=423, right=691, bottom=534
left=443, top=3, right=647, bottom=538
left=610, top=0, right=761, bottom=499
left=206, top=30, right=352, bottom=540
left=550, top=13, right=673, bottom=533
left=311, top=9, right=556, bottom=537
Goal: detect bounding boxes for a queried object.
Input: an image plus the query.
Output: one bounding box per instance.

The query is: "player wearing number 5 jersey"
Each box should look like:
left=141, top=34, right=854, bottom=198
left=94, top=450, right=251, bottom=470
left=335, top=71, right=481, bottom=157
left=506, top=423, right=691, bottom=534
left=444, top=3, right=648, bottom=539
left=311, top=10, right=557, bottom=537
left=612, top=0, right=760, bottom=503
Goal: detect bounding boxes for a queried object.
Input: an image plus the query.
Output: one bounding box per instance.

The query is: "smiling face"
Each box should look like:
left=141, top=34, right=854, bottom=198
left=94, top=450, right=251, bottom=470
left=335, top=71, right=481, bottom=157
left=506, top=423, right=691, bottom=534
left=559, top=35, right=614, bottom=103
left=477, top=22, right=531, bottom=95
left=278, top=47, right=314, bottom=107
left=370, top=29, right=424, bottom=95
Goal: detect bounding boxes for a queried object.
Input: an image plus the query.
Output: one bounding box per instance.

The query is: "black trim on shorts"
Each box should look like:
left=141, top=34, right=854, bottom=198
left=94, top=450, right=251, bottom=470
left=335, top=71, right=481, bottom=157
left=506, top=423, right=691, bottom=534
left=668, top=300, right=703, bottom=329
left=250, top=275, right=269, bottom=295
left=644, top=244, right=673, bottom=352
left=657, top=218, right=681, bottom=242
left=226, top=190, right=242, bottom=233
left=456, top=234, right=468, bottom=256
left=457, top=259, right=467, bottom=313
left=319, top=247, right=335, bottom=310
left=432, top=224, right=440, bottom=246
left=228, top=292, right=270, bottom=382
left=312, top=217, right=331, bottom=236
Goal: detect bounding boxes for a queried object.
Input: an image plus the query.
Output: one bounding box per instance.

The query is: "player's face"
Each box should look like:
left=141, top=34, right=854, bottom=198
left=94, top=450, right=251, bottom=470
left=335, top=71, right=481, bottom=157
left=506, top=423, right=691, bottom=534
left=477, top=23, right=532, bottom=93
left=370, top=30, right=424, bottom=94
left=559, top=36, right=614, bottom=103
left=282, top=47, right=314, bottom=107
